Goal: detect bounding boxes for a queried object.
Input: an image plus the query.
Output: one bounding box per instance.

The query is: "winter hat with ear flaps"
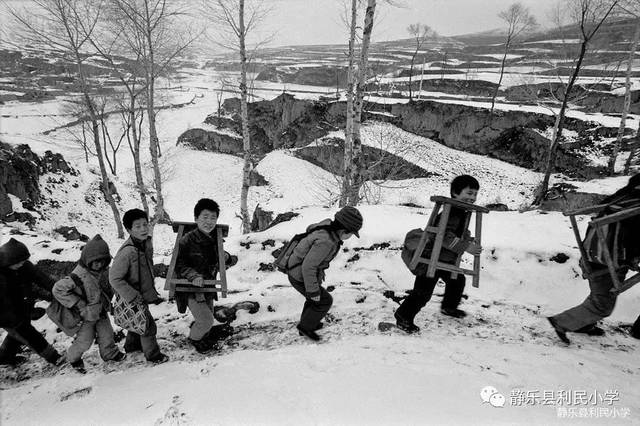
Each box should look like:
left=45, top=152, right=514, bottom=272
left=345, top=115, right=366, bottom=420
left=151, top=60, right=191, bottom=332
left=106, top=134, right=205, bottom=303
left=0, top=238, right=31, bottom=267
left=80, top=234, right=112, bottom=267
left=334, top=206, right=363, bottom=237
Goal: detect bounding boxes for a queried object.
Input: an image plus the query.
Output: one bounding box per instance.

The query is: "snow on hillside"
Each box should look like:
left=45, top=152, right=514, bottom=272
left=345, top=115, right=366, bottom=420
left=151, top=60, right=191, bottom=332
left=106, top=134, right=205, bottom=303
left=1, top=64, right=639, bottom=425
left=2, top=206, right=640, bottom=425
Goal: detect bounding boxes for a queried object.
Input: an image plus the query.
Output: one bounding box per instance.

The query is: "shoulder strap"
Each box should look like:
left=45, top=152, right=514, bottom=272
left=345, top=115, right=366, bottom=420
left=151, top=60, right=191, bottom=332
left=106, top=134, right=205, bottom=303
left=69, top=273, right=87, bottom=298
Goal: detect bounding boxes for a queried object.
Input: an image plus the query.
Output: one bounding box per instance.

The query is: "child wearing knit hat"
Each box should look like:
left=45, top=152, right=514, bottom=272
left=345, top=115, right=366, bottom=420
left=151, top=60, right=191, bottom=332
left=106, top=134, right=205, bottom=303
left=286, top=206, right=363, bottom=341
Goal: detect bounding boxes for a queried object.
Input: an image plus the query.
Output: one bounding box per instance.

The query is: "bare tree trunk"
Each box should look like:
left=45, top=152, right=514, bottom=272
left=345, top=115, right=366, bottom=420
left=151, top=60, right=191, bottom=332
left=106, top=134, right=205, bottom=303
left=408, top=50, right=416, bottom=101
left=536, top=42, right=587, bottom=204
left=143, top=1, right=164, bottom=230
left=129, top=102, right=149, bottom=214
left=347, top=0, right=376, bottom=206
left=340, top=0, right=358, bottom=207
left=608, top=18, right=640, bottom=175
left=490, top=39, right=510, bottom=117
left=72, top=52, right=123, bottom=238
left=624, top=133, right=639, bottom=174
left=238, top=0, right=251, bottom=233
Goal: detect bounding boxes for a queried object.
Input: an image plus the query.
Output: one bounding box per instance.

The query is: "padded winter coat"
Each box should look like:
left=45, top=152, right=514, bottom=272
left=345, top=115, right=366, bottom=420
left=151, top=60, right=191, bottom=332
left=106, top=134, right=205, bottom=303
left=109, top=237, right=160, bottom=304
left=0, top=262, right=54, bottom=328
left=423, top=206, right=473, bottom=264
left=286, top=219, right=343, bottom=298
left=53, top=265, right=113, bottom=322
left=175, top=227, right=234, bottom=302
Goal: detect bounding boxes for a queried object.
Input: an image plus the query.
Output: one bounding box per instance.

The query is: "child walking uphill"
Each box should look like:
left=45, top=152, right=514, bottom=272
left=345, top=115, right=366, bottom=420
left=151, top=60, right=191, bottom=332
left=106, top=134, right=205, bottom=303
left=53, top=235, right=125, bottom=373
left=548, top=174, right=640, bottom=344
left=395, top=175, right=483, bottom=333
left=175, top=199, right=238, bottom=354
left=0, top=238, right=65, bottom=367
left=286, top=206, right=363, bottom=341
left=109, top=209, right=168, bottom=364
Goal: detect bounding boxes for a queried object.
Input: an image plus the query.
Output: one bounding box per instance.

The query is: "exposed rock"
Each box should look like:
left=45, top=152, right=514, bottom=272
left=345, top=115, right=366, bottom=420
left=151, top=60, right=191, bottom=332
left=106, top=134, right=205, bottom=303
left=4, top=211, right=37, bottom=226
left=256, top=66, right=349, bottom=88
left=258, top=262, right=275, bottom=272
left=550, top=253, right=570, bottom=264
left=0, top=142, right=73, bottom=219
left=485, top=203, right=510, bottom=212
left=176, top=128, right=243, bottom=156
left=266, top=212, right=300, bottom=230
left=261, top=239, right=276, bottom=249
left=249, top=170, right=268, bottom=186
left=35, top=259, right=76, bottom=281
left=538, top=183, right=607, bottom=212
left=251, top=205, right=273, bottom=232
left=53, top=226, right=89, bottom=242
left=295, top=137, right=437, bottom=180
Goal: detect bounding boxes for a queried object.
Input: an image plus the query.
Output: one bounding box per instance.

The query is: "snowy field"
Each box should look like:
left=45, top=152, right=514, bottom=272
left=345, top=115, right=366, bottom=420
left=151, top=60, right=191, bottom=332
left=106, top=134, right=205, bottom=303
left=1, top=61, right=640, bottom=425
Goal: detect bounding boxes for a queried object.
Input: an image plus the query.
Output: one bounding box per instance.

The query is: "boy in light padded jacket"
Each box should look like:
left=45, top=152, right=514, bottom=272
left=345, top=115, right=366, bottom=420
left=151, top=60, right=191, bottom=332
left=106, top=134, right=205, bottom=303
left=287, top=206, right=363, bottom=341
left=53, top=235, right=124, bottom=373
left=109, top=209, right=167, bottom=364
left=395, top=175, right=483, bottom=333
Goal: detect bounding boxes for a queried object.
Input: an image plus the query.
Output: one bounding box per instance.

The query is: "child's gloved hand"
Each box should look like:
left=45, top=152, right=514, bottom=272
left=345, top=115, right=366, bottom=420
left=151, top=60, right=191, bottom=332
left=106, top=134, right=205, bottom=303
left=192, top=277, right=204, bottom=287
left=307, top=292, right=321, bottom=302
left=466, top=241, right=483, bottom=256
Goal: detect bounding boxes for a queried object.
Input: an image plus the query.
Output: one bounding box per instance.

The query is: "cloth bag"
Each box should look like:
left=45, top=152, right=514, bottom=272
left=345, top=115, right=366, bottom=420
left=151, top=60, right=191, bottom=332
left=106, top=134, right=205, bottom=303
left=112, top=293, right=148, bottom=334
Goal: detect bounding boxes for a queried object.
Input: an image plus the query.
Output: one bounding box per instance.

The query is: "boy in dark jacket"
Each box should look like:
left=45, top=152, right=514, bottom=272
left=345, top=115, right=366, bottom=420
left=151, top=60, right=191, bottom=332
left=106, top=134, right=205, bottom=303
left=287, top=206, right=363, bottom=341
left=395, top=175, right=483, bottom=333
left=0, top=238, right=65, bottom=366
left=176, top=199, right=238, bottom=353
left=548, top=174, right=640, bottom=344
left=53, top=235, right=125, bottom=373
left=109, top=209, right=168, bottom=363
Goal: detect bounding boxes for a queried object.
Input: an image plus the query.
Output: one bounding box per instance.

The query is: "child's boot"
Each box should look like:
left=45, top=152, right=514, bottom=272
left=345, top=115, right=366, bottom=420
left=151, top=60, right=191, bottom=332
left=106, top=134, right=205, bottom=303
left=71, top=359, right=87, bottom=374
left=441, top=307, right=467, bottom=318
left=394, top=312, right=420, bottom=333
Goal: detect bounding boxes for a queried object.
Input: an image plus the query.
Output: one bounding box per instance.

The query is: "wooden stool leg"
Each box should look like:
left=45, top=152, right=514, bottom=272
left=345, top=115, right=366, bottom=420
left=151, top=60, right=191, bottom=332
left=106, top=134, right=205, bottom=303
left=165, top=225, right=185, bottom=299
left=217, top=227, right=228, bottom=298
left=472, top=212, right=483, bottom=288
left=410, top=201, right=441, bottom=270
left=428, top=204, right=451, bottom=278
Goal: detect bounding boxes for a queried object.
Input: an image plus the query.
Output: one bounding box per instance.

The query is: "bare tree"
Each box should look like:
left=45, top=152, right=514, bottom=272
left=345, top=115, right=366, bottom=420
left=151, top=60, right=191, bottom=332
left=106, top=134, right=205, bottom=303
left=609, top=1, right=640, bottom=174
left=340, top=0, right=379, bottom=206
left=7, top=0, right=124, bottom=238
left=107, top=0, right=196, bottom=229
left=406, top=23, right=433, bottom=101
left=536, top=0, right=619, bottom=204
left=203, top=0, right=270, bottom=233
left=490, top=3, right=538, bottom=116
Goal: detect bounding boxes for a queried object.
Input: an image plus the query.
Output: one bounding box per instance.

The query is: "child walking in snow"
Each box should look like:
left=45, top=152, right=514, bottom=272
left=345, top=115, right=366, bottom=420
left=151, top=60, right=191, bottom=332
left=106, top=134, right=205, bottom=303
left=286, top=206, right=363, bottom=341
left=175, top=199, right=238, bottom=353
left=548, top=174, right=640, bottom=344
left=109, top=209, right=168, bottom=363
left=0, top=238, right=65, bottom=367
left=394, top=175, right=483, bottom=333
left=53, top=235, right=125, bottom=373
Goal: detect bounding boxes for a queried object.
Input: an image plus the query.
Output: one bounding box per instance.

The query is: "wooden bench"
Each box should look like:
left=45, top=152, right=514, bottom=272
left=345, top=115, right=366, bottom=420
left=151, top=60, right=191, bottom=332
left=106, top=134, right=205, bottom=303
left=564, top=204, right=640, bottom=294
left=409, top=196, right=489, bottom=288
left=164, top=222, right=230, bottom=299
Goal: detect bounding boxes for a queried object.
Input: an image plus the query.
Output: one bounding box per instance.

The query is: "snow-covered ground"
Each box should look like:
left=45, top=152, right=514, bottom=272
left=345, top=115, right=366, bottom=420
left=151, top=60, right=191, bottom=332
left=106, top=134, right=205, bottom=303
left=1, top=59, right=639, bottom=425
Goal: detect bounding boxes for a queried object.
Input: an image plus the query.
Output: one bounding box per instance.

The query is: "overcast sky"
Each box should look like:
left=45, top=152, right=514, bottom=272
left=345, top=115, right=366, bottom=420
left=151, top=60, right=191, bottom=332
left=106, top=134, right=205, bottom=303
left=257, top=0, right=561, bottom=46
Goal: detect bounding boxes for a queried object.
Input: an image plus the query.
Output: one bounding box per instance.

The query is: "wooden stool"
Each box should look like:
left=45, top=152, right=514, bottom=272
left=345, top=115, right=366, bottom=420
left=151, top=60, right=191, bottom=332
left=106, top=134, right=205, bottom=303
left=409, top=196, right=489, bottom=288
left=564, top=204, right=640, bottom=294
left=164, top=222, right=230, bottom=299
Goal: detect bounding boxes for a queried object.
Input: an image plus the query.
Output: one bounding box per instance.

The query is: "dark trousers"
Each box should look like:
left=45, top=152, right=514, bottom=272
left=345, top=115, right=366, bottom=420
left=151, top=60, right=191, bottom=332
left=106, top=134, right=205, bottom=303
left=288, top=276, right=333, bottom=331
left=0, top=322, right=58, bottom=363
left=632, top=315, right=640, bottom=339
left=123, top=307, right=161, bottom=360
left=395, top=271, right=466, bottom=322
left=552, top=264, right=626, bottom=331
